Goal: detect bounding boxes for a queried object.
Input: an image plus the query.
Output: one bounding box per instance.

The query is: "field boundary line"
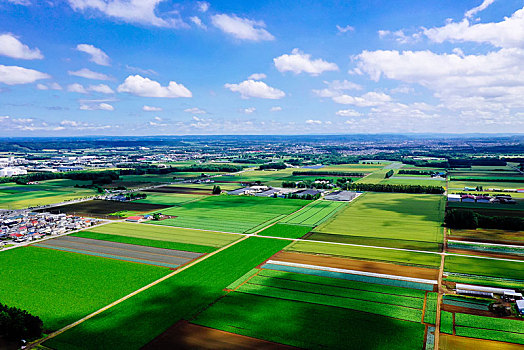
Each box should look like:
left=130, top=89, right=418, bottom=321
left=28, top=234, right=250, bottom=349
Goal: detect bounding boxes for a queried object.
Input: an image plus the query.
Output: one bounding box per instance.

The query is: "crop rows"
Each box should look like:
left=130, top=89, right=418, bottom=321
left=280, top=200, right=346, bottom=226
left=423, top=292, right=438, bottom=324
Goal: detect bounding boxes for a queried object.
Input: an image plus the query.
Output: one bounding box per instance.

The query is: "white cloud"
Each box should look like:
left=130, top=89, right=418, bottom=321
left=117, top=74, right=192, bottom=98
left=60, top=119, right=112, bottom=129
left=5, top=0, right=31, bottom=5
left=225, top=79, right=285, bottom=99
left=465, top=0, right=495, bottom=19
left=36, top=82, right=62, bottom=90
left=378, top=29, right=421, bottom=44
left=313, top=80, right=363, bottom=98
left=143, top=105, right=162, bottom=112
left=88, top=84, right=114, bottom=94
left=424, top=7, right=524, bottom=48
left=197, top=1, right=209, bottom=12
left=270, top=106, right=282, bottom=112
left=190, top=16, right=206, bottom=29
left=336, top=25, right=354, bottom=33
left=67, top=0, right=186, bottom=28
left=80, top=102, right=114, bottom=111
left=68, top=68, right=111, bottom=80
left=76, top=44, right=110, bottom=66
left=336, top=109, right=362, bottom=117
left=67, top=83, right=88, bottom=94
left=332, top=91, right=392, bottom=107
left=0, top=65, right=49, bottom=85
left=0, top=33, right=43, bottom=59
left=306, top=119, right=322, bottom=125
left=248, top=73, right=266, bottom=80
left=184, top=107, right=206, bottom=114
left=211, top=14, right=274, bottom=41
left=243, top=107, right=256, bottom=114
left=274, top=48, right=338, bottom=75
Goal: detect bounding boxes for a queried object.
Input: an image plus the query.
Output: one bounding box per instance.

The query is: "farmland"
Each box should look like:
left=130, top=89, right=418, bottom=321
left=38, top=199, right=170, bottom=218
left=279, top=199, right=347, bottom=226
left=0, top=246, right=169, bottom=331
left=151, top=195, right=308, bottom=233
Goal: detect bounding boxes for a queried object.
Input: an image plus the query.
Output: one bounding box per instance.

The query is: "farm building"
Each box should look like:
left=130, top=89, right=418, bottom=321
left=126, top=216, right=144, bottom=222
left=461, top=194, right=475, bottom=203
left=517, top=300, right=524, bottom=315
left=475, top=195, right=491, bottom=203
left=294, top=189, right=322, bottom=198
left=447, top=194, right=461, bottom=202
left=464, top=187, right=477, bottom=191
left=503, top=291, right=523, bottom=302
left=455, top=284, right=515, bottom=296
left=255, top=188, right=283, bottom=197
left=325, top=191, right=359, bottom=201
left=0, top=167, right=27, bottom=177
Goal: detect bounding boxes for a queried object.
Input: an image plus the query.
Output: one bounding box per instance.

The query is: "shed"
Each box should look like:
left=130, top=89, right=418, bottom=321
left=447, top=194, right=461, bottom=202
left=517, top=300, right=524, bottom=315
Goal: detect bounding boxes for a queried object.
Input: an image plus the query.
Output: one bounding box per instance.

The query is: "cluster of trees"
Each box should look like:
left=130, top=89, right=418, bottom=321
left=445, top=209, right=524, bottom=231
left=258, top=162, right=287, bottom=170
left=292, top=171, right=364, bottom=177
left=398, top=170, right=435, bottom=175
left=348, top=183, right=445, bottom=194
left=450, top=177, right=524, bottom=183
left=0, top=303, right=42, bottom=342
left=384, top=170, right=394, bottom=178
left=125, top=192, right=147, bottom=200
left=1, top=170, right=121, bottom=185
left=212, top=185, right=222, bottom=194
left=286, top=193, right=321, bottom=200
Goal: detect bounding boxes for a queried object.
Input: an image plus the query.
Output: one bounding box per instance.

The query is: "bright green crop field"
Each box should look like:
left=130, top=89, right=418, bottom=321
left=0, top=246, right=169, bottom=331
left=135, top=193, right=205, bottom=205
left=313, top=192, right=445, bottom=250
left=444, top=255, right=524, bottom=280
left=151, top=195, right=308, bottom=233
left=257, top=223, right=314, bottom=239
left=454, top=313, right=524, bottom=344
left=85, top=222, right=239, bottom=247
left=193, top=292, right=425, bottom=350
left=279, top=200, right=347, bottom=226
left=45, top=237, right=289, bottom=350
left=0, top=184, right=97, bottom=209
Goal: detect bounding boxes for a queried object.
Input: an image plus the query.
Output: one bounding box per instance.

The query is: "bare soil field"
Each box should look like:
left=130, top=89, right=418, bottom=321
left=269, top=251, right=439, bottom=280
left=39, top=200, right=170, bottom=217
left=142, top=320, right=297, bottom=350
left=439, top=334, right=523, bottom=350
left=440, top=304, right=494, bottom=317
left=145, top=186, right=213, bottom=195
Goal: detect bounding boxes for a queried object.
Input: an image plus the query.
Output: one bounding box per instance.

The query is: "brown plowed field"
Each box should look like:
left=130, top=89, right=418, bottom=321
left=142, top=321, right=298, bottom=350
left=270, top=251, right=439, bottom=280
left=439, top=334, right=523, bottom=350
left=37, top=200, right=171, bottom=218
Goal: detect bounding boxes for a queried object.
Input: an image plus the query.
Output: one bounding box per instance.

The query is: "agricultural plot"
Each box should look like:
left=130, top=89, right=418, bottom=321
left=286, top=240, right=441, bottom=268
left=454, top=313, right=524, bottom=345
left=85, top=222, right=239, bottom=248
left=440, top=311, right=454, bottom=334
left=447, top=240, right=524, bottom=258
left=424, top=292, right=438, bottom=324
left=383, top=177, right=446, bottom=187
left=279, top=200, right=347, bottom=226
left=34, top=236, right=203, bottom=268
left=39, top=200, right=170, bottom=218
left=45, top=237, right=289, bottom=350
left=0, top=184, right=97, bottom=209
left=444, top=254, right=524, bottom=280
left=449, top=228, right=524, bottom=244
left=0, top=246, right=168, bottom=331
left=193, top=290, right=425, bottom=349
left=151, top=195, right=307, bottom=234
left=145, top=185, right=214, bottom=195
left=135, top=193, right=204, bottom=206
left=257, top=223, right=313, bottom=239
left=312, top=192, right=445, bottom=251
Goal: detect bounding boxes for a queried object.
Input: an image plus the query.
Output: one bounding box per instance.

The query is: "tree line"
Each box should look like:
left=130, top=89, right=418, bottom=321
left=445, top=209, right=524, bottom=231
left=0, top=303, right=42, bottom=343
left=347, top=183, right=445, bottom=194
left=292, top=171, right=365, bottom=177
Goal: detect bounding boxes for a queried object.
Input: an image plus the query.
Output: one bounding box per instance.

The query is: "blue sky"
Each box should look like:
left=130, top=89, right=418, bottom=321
left=0, top=0, right=523, bottom=135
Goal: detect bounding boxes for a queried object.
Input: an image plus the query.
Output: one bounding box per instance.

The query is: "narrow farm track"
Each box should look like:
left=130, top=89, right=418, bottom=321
left=27, top=234, right=250, bottom=349
left=434, top=254, right=445, bottom=350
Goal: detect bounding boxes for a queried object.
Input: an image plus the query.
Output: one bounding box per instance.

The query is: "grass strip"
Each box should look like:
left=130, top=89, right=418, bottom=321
left=226, top=268, right=259, bottom=290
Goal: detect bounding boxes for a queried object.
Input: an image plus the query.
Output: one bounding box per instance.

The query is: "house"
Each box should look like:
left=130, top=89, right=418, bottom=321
left=126, top=216, right=144, bottom=222
left=447, top=194, right=461, bottom=202
left=227, top=187, right=266, bottom=196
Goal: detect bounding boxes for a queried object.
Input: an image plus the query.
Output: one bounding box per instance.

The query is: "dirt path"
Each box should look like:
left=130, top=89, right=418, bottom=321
left=433, top=227, right=447, bottom=350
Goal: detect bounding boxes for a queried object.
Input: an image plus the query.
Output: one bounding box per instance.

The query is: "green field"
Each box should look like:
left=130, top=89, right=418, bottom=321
left=151, top=195, right=307, bottom=233
left=286, top=240, right=441, bottom=267
left=257, top=223, right=314, bottom=239
left=85, top=222, right=239, bottom=247
left=45, top=237, right=289, bottom=350
left=445, top=254, right=524, bottom=280
left=135, top=193, right=205, bottom=205
left=0, top=246, right=169, bottom=331
left=313, top=192, right=445, bottom=250
left=279, top=200, right=347, bottom=226
left=440, top=311, right=454, bottom=334
left=193, top=292, right=425, bottom=350
left=383, top=177, right=446, bottom=187
left=454, top=313, right=524, bottom=345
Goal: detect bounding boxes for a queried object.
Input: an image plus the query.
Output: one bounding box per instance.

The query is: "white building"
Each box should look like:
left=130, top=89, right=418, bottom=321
left=0, top=167, right=27, bottom=177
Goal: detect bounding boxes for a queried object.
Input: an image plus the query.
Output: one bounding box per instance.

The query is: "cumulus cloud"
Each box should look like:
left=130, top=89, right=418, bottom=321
left=211, top=14, right=274, bottom=41
left=336, top=25, right=354, bottom=33
left=306, top=119, right=322, bottom=125
left=465, top=0, right=495, bottom=19
left=197, top=1, right=209, bottom=12
left=424, top=6, right=524, bottom=48
left=80, top=102, right=114, bottom=111
left=184, top=107, right=206, bottom=114
left=332, top=91, right=392, bottom=107
left=274, top=49, right=338, bottom=75
left=248, top=73, right=266, bottom=80
left=69, top=68, right=111, bottom=80
left=36, top=82, right=62, bottom=90
left=88, top=84, right=114, bottom=94
left=225, top=79, right=285, bottom=99
left=0, top=65, right=49, bottom=85
left=243, top=107, right=256, bottom=114
left=378, top=29, right=421, bottom=44
left=190, top=16, right=206, bottom=29
left=60, top=120, right=112, bottom=129
left=336, top=109, right=362, bottom=117
left=67, top=0, right=187, bottom=28
left=67, top=83, right=88, bottom=94
left=117, top=75, right=192, bottom=98
left=270, top=106, right=282, bottom=112
left=0, top=33, right=43, bottom=59
left=313, top=79, right=363, bottom=98
left=143, top=105, right=162, bottom=111
left=76, top=44, right=110, bottom=66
